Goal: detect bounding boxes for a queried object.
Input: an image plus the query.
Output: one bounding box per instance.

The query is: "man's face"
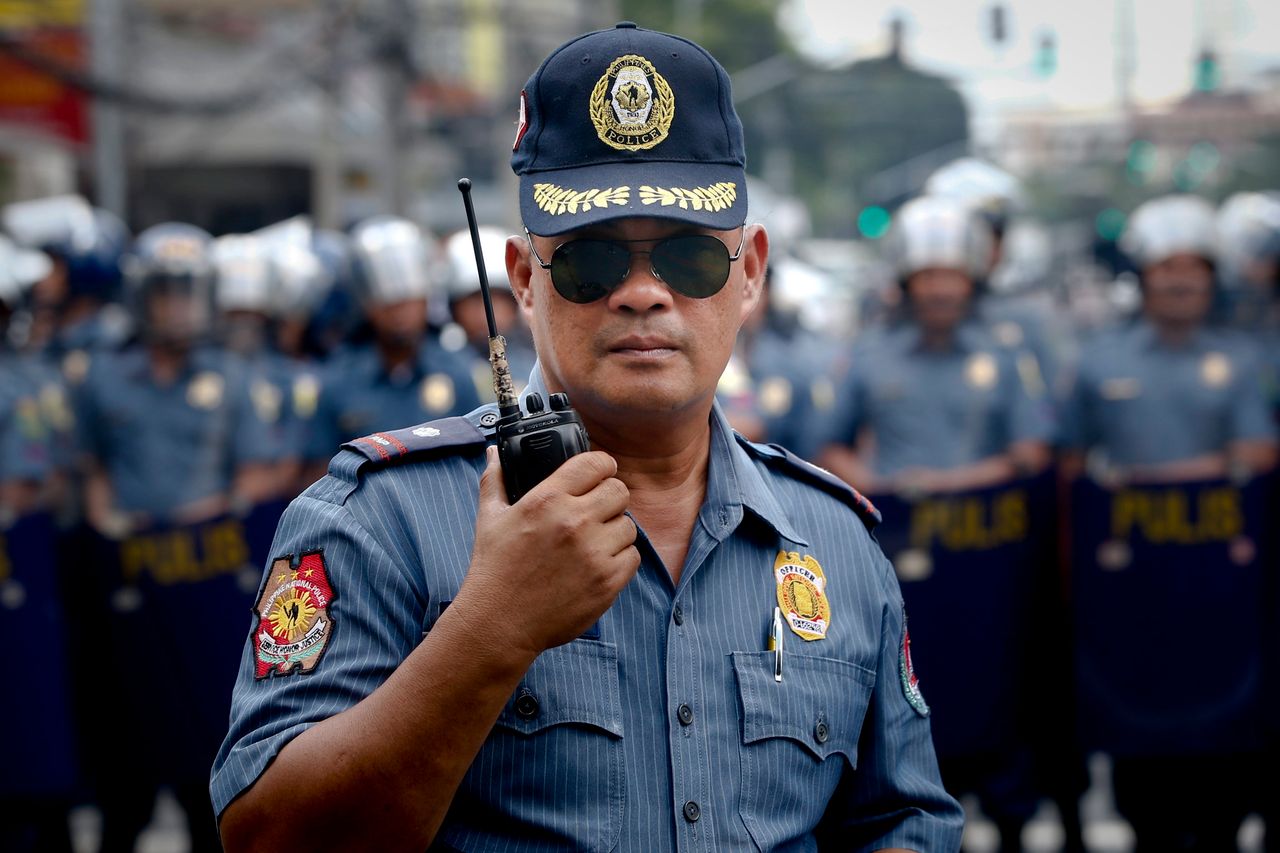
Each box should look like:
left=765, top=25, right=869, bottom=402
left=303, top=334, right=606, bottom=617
left=1143, top=253, right=1213, bottom=326
left=367, top=297, right=427, bottom=349
left=509, top=217, right=767, bottom=423
left=906, top=267, right=974, bottom=336
left=145, top=279, right=209, bottom=344
left=453, top=290, right=518, bottom=345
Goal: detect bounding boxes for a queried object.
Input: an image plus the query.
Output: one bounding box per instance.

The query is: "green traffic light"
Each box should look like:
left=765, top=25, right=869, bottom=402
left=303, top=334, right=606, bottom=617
left=858, top=206, right=892, bottom=240
left=1095, top=208, right=1126, bottom=241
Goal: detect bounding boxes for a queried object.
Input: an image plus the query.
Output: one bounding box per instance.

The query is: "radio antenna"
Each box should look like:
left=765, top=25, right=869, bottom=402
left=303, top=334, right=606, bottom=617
left=457, top=178, right=520, bottom=420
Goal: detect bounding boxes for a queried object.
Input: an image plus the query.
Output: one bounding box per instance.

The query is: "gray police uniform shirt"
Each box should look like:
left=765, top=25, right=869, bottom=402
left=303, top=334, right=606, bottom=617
left=75, top=345, right=279, bottom=518
left=212, top=367, right=964, bottom=852
left=305, top=338, right=481, bottom=462
left=817, top=322, right=1054, bottom=477
left=0, top=354, right=55, bottom=485
left=1061, top=319, right=1277, bottom=466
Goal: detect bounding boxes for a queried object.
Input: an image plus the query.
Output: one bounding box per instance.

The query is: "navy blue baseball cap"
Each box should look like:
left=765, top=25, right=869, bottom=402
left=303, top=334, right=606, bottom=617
left=512, top=22, right=747, bottom=237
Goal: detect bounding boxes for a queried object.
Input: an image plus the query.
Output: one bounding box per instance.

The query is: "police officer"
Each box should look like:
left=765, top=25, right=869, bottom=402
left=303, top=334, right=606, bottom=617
left=816, top=196, right=1053, bottom=496
left=439, top=224, right=537, bottom=401
left=718, top=261, right=832, bottom=459
left=1216, top=191, right=1280, bottom=335
left=1060, top=194, right=1278, bottom=851
left=214, top=23, right=962, bottom=852
left=303, top=216, right=480, bottom=480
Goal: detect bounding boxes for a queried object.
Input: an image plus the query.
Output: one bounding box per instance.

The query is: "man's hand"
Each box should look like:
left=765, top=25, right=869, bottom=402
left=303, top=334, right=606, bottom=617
left=460, top=446, right=640, bottom=657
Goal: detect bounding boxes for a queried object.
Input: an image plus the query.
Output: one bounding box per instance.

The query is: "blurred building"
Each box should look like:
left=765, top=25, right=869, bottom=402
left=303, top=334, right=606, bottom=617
left=0, top=0, right=618, bottom=233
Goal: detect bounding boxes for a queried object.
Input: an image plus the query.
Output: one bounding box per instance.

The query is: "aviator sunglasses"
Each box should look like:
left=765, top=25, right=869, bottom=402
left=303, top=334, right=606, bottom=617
left=525, top=227, right=746, bottom=304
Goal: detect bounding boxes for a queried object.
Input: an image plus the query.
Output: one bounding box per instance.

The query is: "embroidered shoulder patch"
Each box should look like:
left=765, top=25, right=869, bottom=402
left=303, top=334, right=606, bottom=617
left=900, top=623, right=929, bottom=716
left=254, top=551, right=336, bottom=679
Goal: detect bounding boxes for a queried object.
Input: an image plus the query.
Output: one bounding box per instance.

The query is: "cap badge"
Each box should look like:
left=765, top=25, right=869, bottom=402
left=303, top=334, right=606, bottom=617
left=590, top=54, right=674, bottom=151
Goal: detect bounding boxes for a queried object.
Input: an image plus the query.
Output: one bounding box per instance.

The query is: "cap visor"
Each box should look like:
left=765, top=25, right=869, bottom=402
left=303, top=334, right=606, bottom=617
left=520, top=160, right=746, bottom=237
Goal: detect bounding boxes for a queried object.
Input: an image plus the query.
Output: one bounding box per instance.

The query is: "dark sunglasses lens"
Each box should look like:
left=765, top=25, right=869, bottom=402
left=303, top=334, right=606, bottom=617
left=551, top=240, right=631, bottom=303
left=652, top=235, right=731, bottom=298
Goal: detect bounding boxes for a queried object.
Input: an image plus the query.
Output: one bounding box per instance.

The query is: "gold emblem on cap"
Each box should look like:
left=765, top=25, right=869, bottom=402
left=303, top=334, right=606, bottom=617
left=965, top=352, right=997, bottom=390
left=590, top=54, right=674, bottom=151
left=1201, top=352, right=1232, bottom=388
left=533, top=184, right=631, bottom=216
left=639, top=182, right=737, bottom=212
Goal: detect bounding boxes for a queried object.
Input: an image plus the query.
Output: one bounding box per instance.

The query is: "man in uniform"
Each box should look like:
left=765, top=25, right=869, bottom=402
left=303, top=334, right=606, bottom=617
left=815, top=196, right=1052, bottom=496
left=303, top=215, right=480, bottom=480
left=213, top=23, right=962, bottom=852
left=1061, top=194, right=1277, bottom=851
left=440, top=224, right=537, bottom=402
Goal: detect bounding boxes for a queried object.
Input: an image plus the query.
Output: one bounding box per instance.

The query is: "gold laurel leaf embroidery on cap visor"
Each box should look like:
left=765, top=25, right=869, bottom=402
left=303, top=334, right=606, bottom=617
left=532, top=184, right=632, bottom=216
left=638, top=182, right=738, bottom=212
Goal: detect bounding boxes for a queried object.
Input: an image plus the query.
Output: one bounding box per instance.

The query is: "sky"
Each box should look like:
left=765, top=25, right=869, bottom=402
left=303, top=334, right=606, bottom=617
left=780, top=0, right=1280, bottom=130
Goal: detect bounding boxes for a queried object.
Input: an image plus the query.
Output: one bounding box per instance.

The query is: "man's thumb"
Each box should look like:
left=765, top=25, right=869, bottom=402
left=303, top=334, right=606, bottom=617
left=478, top=445, right=509, bottom=506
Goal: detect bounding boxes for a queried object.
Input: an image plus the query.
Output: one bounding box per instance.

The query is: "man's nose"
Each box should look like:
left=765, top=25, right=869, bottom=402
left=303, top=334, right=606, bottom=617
left=606, top=252, right=673, bottom=313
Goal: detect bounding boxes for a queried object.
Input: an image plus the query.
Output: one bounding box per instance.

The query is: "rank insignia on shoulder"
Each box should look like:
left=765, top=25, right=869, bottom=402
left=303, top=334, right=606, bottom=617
left=774, top=550, right=830, bottom=641
left=253, top=551, right=336, bottom=679
left=900, top=622, right=929, bottom=717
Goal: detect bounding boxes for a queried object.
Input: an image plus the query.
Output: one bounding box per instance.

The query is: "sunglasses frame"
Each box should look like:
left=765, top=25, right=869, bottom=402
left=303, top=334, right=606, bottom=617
left=524, top=226, right=746, bottom=303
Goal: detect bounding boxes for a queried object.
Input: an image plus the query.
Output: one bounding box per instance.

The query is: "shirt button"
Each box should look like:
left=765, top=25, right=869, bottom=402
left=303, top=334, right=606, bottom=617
left=814, top=719, right=830, bottom=744
left=683, top=800, right=701, bottom=822
left=677, top=703, right=694, bottom=726
left=514, top=692, right=539, bottom=720
left=672, top=604, right=684, bottom=626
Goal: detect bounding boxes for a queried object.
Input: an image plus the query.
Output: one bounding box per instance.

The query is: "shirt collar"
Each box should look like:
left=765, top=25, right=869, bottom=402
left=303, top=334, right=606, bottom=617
left=1133, top=317, right=1207, bottom=351
left=895, top=319, right=982, bottom=354
left=523, top=361, right=806, bottom=546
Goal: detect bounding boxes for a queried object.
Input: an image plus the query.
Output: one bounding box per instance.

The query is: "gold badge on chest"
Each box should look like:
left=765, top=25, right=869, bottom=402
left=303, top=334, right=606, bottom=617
left=187, top=371, right=225, bottom=410
left=421, top=373, right=456, bottom=414
left=774, top=550, right=831, bottom=641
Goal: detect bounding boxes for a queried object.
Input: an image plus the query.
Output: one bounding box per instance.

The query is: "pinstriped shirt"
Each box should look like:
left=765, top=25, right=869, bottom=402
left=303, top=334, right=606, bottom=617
left=211, top=369, right=962, bottom=852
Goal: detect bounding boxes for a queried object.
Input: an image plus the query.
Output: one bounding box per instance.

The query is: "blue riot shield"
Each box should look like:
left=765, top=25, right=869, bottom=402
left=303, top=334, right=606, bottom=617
left=1071, top=475, right=1273, bottom=756
left=869, top=472, right=1056, bottom=759
left=85, top=500, right=288, bottom=785
left=0, top=512, right=79, bottom=797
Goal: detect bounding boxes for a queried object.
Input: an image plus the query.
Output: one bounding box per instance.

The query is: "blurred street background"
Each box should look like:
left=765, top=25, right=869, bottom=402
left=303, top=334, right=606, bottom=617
left=2, top=0, right=1279, bottom=851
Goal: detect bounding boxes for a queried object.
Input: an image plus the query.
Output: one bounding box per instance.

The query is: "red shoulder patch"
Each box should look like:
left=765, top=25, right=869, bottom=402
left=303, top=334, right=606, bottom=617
left=253, top=551, right=337, bottom=679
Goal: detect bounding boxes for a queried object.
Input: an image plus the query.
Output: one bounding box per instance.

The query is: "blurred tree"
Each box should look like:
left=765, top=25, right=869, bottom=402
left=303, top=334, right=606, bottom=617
left=617, top=0, right=790, bottom=74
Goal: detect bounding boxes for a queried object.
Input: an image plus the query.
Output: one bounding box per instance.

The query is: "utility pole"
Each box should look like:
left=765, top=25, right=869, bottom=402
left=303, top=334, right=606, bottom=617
left=90, top=0, right=127, bottom=219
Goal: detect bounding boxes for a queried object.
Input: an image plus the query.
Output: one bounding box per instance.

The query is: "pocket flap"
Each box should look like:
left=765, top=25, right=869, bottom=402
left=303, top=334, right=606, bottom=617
left=732, top=650, right=875, bottom=763
left=496, top=638, right=624, bottom=738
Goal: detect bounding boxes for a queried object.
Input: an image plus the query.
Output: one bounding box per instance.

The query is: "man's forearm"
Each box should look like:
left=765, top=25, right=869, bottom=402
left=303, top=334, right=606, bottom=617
left=220, top=594, right=538, bottom=853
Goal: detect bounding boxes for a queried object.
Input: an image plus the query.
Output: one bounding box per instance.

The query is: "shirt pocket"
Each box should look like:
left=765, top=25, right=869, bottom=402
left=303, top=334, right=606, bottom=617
left=732, top=650, right=876, bottom=852
left=442, top=638, right=624, bottom=853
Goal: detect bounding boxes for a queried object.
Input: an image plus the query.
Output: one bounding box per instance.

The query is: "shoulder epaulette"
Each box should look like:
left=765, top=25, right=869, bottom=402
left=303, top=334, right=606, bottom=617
left=341, top=405, right=497, bottom=466
left=736, top=436, right=881, bottom=531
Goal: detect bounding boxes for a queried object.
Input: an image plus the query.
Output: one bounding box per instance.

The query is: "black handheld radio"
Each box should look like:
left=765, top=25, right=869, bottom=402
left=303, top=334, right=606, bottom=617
left=457, top=179, right=590, bottom=503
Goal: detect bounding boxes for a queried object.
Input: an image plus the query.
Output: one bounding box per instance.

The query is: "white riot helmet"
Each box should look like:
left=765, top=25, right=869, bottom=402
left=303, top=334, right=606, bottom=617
left=1216, top=192, right=1280, bottom=281
left=924, top=157, right=1023, bottom=237
left=442, top=226, right=510, bottom=302
left=349, top=216, right=435, bottom=306
left=886, top=196, right=995, bottom=283
left=1121, top=195, right=1217, bottom=269
left=0, top=234, right=53, bottom=310
left=213, top=235, right=277, bottom=314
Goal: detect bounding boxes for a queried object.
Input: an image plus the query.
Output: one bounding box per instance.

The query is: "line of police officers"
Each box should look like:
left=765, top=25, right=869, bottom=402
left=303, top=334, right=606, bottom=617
left=0, top=166, right=1278, bottom=851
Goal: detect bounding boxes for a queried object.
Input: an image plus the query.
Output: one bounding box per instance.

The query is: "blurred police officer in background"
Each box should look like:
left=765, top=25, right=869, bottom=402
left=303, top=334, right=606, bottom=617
left=303, top=215, right=480, bottom=480
left=1061, top=193, right=1278, bottom=852
left=0, top=235, right=56, bottom=520
left=76, top=223, right=281, bottom=538
left=439, top=224, right=536, bottom=402
left=718, top=262, right=832, bottom=459
left=816, top=195, right=1053, bottom=497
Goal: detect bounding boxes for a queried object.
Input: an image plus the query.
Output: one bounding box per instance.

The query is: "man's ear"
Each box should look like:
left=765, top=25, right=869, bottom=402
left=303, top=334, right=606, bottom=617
left=506, top=235, right=537, bottom=320
left=738, top=224, right=769, bottom=323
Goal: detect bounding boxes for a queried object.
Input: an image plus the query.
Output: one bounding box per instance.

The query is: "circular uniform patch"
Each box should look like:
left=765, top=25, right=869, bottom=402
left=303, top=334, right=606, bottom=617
left=590, top=54, right=675, bottom=152
left=253, top=551, right=337, bottom=679
left=774, top=550, right=830, bottom=641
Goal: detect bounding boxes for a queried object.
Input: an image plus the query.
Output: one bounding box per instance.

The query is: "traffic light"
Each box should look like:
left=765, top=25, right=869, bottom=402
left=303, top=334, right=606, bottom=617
left=1035, top=31, right=1057, bottom=77
left=988, top=4, right=1008, bottom=45
left=1194, top=48, right=1219, bottom=92
left=857, top=206, right=892, bottom=240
